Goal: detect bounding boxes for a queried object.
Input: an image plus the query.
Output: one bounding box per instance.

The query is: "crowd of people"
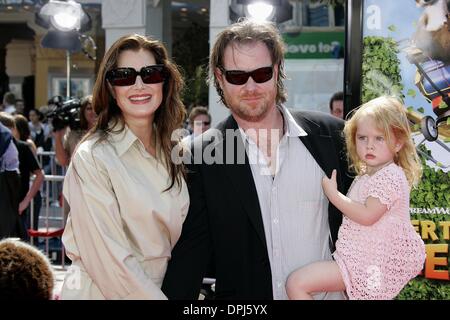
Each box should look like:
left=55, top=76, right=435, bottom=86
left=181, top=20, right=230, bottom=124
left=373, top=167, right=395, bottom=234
left=0, top=19, right=426, bottom=300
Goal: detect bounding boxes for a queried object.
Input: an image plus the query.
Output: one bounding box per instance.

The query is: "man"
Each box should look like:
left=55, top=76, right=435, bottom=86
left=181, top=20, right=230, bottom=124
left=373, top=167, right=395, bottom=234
left=0, top=112, right=44, bottom=238
left=162, top=20, right=352, bottom=300
left=189, top=106, right=212, bottom=137
left=329, top=91, right=344, bottom=119
left=183, top=106, right=212, bottom=144
left=2, top=92, right=17, bottom=115
left=0, top=122, right=23, bottom=239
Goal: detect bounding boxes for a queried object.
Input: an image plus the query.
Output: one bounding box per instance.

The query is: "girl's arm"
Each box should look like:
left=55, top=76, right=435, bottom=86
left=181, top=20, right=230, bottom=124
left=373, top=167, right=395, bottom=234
left=19, top=168, right=44, bottom=215
left=322, top=170, right=387, bottom=226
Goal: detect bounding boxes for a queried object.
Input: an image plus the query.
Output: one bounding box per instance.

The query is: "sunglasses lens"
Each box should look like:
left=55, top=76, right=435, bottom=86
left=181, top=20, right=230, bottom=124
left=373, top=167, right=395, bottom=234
left=224, top=67, right=273, bottom=85
left=252, top=67, right=273, bottom=83
left=141, top=65, right=166, bottom=84
left=107, top=69, right=137, bottom=86
left=107, top=65, right=166, bottom=86
left=225, top=71, right=250, bottom=85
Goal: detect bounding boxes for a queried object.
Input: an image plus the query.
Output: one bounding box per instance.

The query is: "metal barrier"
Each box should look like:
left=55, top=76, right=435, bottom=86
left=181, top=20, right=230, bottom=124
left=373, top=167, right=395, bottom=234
left=36, top=151, right=62, bottom=175
left=29, top=174, right=66, bottom=268
left=36, top=151, right=66, bottom=207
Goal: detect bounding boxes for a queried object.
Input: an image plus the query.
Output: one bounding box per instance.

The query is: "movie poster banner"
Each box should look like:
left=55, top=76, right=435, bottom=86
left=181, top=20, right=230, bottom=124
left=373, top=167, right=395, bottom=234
left=362, top=0, right=450, bottom=299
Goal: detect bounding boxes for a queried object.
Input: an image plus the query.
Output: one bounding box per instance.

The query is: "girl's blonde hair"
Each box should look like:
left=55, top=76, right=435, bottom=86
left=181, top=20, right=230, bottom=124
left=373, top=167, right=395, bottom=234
left=344, top=96, right=422, bottom=186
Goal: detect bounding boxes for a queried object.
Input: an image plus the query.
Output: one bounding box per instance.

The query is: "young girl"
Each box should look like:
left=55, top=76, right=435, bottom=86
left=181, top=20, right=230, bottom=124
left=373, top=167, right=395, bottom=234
left=286, top=96, right=426, bottom=300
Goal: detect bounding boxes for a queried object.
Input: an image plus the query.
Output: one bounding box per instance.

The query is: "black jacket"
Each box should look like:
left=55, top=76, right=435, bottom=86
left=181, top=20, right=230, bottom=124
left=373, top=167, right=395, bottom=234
left=162, top=110, right=353, bottom=300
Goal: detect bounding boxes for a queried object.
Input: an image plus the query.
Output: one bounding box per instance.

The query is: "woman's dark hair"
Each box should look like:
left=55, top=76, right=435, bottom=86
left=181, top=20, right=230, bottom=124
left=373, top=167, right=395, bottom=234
left=84, top=34, right=186, bottom=191
left=79, top=95, right=93, bottom=130
left=29, top=109, right=44, bottom=122
left=13, top=114, right=31, bottom=141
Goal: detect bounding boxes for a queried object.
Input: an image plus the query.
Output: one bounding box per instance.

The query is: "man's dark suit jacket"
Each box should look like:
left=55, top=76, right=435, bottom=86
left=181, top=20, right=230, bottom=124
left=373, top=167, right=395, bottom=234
left=162, top=110, right=353, bottom=300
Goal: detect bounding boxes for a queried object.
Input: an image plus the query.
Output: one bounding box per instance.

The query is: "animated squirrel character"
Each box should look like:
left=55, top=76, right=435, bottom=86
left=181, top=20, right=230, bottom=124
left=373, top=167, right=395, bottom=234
left=413, top=0, right=450, bottom=63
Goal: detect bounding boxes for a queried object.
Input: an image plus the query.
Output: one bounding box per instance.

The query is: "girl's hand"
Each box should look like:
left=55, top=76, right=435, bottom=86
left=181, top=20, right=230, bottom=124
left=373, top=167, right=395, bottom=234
left=322, top=169, right=338, bottom=198
left=18, top=198, right=30, bottom=215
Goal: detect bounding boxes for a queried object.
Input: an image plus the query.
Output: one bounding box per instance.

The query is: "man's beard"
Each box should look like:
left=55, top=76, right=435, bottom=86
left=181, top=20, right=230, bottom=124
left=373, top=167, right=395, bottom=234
left=226, top=96, right=271, bottom=123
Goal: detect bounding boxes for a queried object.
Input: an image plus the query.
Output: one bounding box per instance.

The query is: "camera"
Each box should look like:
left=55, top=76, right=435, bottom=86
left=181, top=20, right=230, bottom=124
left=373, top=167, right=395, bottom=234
left=46, top=96, right=82, bottom=131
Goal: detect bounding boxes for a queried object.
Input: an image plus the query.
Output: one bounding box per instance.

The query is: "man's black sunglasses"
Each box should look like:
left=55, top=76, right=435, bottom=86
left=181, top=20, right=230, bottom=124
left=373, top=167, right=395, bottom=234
left=220, top=66, right=273, bottom=85
left=106, top=65, right=167, bottom=86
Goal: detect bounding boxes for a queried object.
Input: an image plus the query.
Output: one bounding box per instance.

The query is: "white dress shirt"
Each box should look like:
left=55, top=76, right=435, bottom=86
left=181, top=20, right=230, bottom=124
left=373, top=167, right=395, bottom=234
left=241, top=106, right=345, bottom=300
left=61, top=124, right=189, bottom=299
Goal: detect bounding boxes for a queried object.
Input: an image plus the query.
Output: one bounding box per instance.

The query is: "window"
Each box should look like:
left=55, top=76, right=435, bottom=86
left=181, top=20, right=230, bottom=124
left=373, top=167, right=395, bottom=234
left=304, top=3, right=329, bottom=26
left=292, top=0, right=345, bottom=28
left=51, top=77, right=92, bottom=99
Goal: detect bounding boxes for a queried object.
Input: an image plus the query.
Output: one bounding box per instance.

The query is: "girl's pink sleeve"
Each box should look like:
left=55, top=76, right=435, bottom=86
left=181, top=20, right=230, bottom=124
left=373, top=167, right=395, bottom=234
left=364, top=165, right=403, bottom=209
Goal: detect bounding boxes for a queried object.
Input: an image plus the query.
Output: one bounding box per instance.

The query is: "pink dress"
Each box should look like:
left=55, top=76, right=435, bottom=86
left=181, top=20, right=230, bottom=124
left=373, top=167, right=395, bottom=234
left=333, top=163, right=426, bottom=300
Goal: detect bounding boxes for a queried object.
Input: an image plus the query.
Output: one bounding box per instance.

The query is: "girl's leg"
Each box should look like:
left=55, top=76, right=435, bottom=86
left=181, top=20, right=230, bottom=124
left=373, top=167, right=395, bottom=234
left=286, top=260, right=345, bottom=300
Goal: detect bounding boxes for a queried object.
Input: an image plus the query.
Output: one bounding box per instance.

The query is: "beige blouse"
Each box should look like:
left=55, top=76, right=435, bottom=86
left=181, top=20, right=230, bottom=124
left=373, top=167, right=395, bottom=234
left=60, top=125, right=189, bottom=300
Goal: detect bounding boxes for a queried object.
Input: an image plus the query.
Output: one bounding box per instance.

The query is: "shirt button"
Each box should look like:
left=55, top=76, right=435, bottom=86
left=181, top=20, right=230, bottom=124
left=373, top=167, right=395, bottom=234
left=277, top=282, right=282, bottom=288
left=273, top=218, right=279, bottom=224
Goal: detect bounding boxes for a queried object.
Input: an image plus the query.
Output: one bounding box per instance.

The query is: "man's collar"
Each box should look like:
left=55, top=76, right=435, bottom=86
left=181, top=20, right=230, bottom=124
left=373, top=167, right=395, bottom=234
left=236, top=105, right=308, bottom=145
left=278, top=105, right=308, bottom=137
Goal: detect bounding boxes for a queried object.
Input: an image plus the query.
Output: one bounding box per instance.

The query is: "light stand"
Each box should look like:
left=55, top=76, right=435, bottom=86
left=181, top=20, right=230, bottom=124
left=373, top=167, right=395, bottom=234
left=36, top=0, right=92, bottom=100
left=66, top=50, right=71, bottom=99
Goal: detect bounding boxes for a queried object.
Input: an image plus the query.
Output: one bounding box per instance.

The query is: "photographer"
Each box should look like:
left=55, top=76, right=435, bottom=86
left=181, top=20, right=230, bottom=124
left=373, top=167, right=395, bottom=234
left=53, top=95, right=97, bottom=166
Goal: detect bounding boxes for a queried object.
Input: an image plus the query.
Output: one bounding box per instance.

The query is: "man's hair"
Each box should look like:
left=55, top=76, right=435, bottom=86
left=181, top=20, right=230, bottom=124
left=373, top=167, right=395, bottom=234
left=3, top=92, right=16, bottom=105
left=209, top=19, right=287, bottom=107
left=189, top=106, right=211, bottom=125
left=0, top=112, right=15, bottom=129
left=0, top=238, right=54, bottom=300
left=329, top=91, right=344, bottom=111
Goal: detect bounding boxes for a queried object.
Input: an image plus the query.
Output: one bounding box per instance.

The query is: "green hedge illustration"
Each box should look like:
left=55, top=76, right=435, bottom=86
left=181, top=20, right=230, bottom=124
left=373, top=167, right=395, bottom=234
left=397, top=157, right=450, bottom=300
left=362, top=36, right=404, bottom=103
left=362, top=36, right=450, bottom=299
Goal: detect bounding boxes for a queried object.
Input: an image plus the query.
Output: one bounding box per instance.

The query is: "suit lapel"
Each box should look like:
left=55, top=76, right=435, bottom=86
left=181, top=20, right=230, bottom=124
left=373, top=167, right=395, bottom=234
left=217, top=116, right=268, bottom=249
left=294, top=113, right=340, bottom=178
left=214, top=112, right=341, bottom=250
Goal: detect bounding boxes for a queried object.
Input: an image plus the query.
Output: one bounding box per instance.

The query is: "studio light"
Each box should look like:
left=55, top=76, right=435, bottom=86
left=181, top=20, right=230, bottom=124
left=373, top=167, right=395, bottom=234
left=245, top=2, right=275, bottom=21
left=230, top=0, right=292, bottom=24
left=35, top=0, right=93, bottom=99
left=37, top=0, right=91, bottom=32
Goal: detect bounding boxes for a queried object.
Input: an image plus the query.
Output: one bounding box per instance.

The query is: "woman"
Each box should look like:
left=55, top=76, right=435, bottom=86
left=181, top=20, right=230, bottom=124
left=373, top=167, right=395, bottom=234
left=29, top=109, right=52, bottom=152
left=13, top=114, right=37, bottom=154
left=54, top=95, right=97, bottom=166
left=12, top=114, right=44, bottom=233
left=60, top=34, right=188, bottom=299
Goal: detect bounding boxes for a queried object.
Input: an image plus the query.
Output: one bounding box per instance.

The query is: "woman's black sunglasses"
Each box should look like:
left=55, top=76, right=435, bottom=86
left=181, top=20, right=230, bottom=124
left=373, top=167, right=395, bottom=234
left=106, top=64, right=167, bottom=86
left=220, top=66, right=273, bottom=85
